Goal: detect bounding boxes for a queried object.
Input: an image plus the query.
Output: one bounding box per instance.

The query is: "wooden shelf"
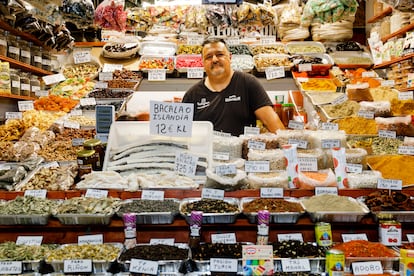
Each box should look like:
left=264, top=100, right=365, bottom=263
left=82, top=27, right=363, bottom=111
left=74, top=41, right=106, bottom=47
left=382, top=22, right=414, bottom=42
left=0, top=93, right=35, bottom=101
left=399, top=87, right=414, bottom=92
left=373, top=53, right=414, bottom=69
left=0, top=55, right=53, bottom=75
left=0, top=20, right=45, bottom=48
left=367, top=6, right=393, bottom=24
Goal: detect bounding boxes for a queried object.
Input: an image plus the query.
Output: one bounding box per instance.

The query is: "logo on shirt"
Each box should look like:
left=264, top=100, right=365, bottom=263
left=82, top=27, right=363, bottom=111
left=225, top=95, right=241, bottom=102
left=197, top=98, right=210, bottom=109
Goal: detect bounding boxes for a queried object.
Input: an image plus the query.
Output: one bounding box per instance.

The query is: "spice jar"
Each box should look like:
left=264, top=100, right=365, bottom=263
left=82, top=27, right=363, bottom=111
left=30, top=75, right=40, bottom=98
left=273, top=103, right=283, bottom=120
left=31, top=45, right=42, bottom=68
left=42, top=49, right=52, bottom=71
left=83, top=138, right=104, bottom=171
left=9, top=68, right=20, bottom=95
left=19, top=40, right=31, bottom=64
left=77, top=149, right=96, bottom=178
left=281, top=103, right=295, bottom=127
left=20, top=72, right=30, bottom=96
left=7, top=35, right=20, bottom=60
left=0, top=30, right=8, bottom=56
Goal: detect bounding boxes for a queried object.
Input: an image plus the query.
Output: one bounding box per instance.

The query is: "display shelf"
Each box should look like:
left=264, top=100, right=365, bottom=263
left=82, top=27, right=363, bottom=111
left=0, top=55, right=53, bottom=76
left=373, top=53, right=414, bottom=69
left=381, top=22, right=414, bottom=42
left=0, top=20, right=45, bottom=48
left=0, top=93, right=35, bottom=101
left=367, top=6, right=393, bottom=24
left=74, top=41, right=106, bottom=47
left=399, top=87, right=414, bottom=92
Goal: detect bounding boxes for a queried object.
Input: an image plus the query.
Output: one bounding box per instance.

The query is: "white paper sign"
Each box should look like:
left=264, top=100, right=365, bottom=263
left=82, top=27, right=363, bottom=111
left=175, top=152, right=198, bottom=176
left=201, top=188, right=225, bottom=200
left=94, top=81, right=109, bottom=89
left=18, top=101, right=34, bottom=111
left=211, top=233, right=237, bottom=244
left=210, top=258, right=238, bottom=272
left=321, top=139, right=341, bottom=149
left=377, top=178, right=402, bottom=190
left=245, top=161, right=270, bottom=173
left=260, top=187, right=283, bottom=198
left=80, top=97, right=96, bottom=106
left=248, top=140, right=266, bottom=150
left=24, top=189, right=47, bottom=198
left=0, top=261, right=22, bottom=274
left=277, top=233, right=303, bottom=242
left=72, top=138, right=85, bottom=146
left=129, top=259, right=158, bottom=275
left=342, top=233, right=368, bottom=242
left=298, top=157, right=318, bottom=172
left=281, top=258, right=310, bottom=272
left=315, top=187, right=338, bottom=196
left=141, top=190, right=165, bottom=201
left=187, top=36, right=204, bottom=45
left=288, top=121, right=305, bottom=130
left=99, top=72, right=113, bottom=81
left=331, top=94, right=348, bottom=105
left=320, top=122, right=339, bottom=131
left=381, top=80, right=395, bottom=87
left=85, top=189, right=108, bottom=198
left=78, top=234, right=103, bottom=245
left=73, top=49, right=91, bottom=64
left=346, top=163, right=363, bottom=173
left=16, top=236, right=43, bottom=246
left=213, top=151, right=230, bottom=161
left=187, top=67, right=204, bottom=79
left=358, top=110, right=375, bottom=119
left=102, top=63, right=123, bottom=72
left=64, top=259, right=92, bottom=273
left=288, top=139, right=308, bottom=149
left=265, top=67, right=285, bottom=80
left=261, top=36, right=275, bottom=44
left=148, top=69, right=167, bottom=81
left=298, top=63, right=312, bottom=72
left=63, top=120, right=80, bottom=129
left=244, top=126, right=260, bottom=136
left=398, top=91, right=413, bottom=100
left=398, top=146, right=414, bottom=155
left=407, top=234, right=414, bottom=242
left=42, top=73, right=66, bottom=85
left=215, top=164, right=237, bottom=176
left=150, top=238, right=175, bottom=245
left=352, top=261, right=383, bottom=275
left=378, top=130, right=397, bottom=139
left=5, top=112, right=22, bottom=120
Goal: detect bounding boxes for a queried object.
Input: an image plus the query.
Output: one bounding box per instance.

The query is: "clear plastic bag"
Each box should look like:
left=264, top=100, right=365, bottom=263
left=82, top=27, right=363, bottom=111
left=297, top=168, right=337, bottom=189
left=94, top=0, right=127, bottom=32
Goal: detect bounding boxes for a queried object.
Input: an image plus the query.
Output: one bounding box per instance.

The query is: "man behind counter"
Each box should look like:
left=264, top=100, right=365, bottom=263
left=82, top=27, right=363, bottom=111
left=182, top=37, right=285, bottom=137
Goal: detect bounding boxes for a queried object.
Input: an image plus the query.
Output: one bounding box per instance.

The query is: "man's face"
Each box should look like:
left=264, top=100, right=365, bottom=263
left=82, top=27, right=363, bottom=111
left=202, top=42, right=231, bottom=77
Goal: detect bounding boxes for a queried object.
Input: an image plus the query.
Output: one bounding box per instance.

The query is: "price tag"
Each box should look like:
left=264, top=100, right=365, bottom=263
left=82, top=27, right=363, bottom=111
left=378, top=130, right=397, bottom=139
left=211, top=233, right=237, bottom=244
left=70, top=109, right=82, bottom=116
left=381, top=80, right=395, bottom=87
left=201, top=188, right=225, bottom=200
left=298, top=157, right=318, bottom=172
left=18, top=101, right=34, bottom=111
left=63, top=120, right=80, bottom=129
left=361, top=71, right=377, bottom=78
left=72, top=138, right=85, bottom=146
left=35, top=90, right=49, bottom=97
left=213, top=151, right=230, bottom=161
left=99, top=72, right=113, bottom=81
left=358, top=110, right=375, bottom=119
left=277, top=233, right=303, bottom=242
left=95, top=133, right=109, bottom=143
left=0, top=261, right=22, bottom=274
left=398, top=145, right=414, bottom=155
left=261, top=36, right=275, bottom=44
left=41, top=161, right=59, bottom=169
left=148, top=69, right=167, bottom=81
left=315, top=187, right=338, bottom=196
left=215, top=164, right=237, bottom=176
left=64, top=259, right=92, bottom=273
left=245, top=161, right=270, bottom=173
left=288, top=139, right=308, bottom=149
left=73, top=49, right=91, bottom=64
left=296, top=77, right=309, bottom=83
left=210, top=258, right=238, bottom=272
left=407, top=234, right=414, bottom=242
left=331, top=94, right=348, bottom=105
left=80, top=97, right=96, bottom=106
left=5, top=112, right=22, bottom=120
left=102, top=63, right=123, bottom=72
left=320, top=122, right=339, bottom=131
left=281, top=258, right=310, bottom=272
left=94, top=81, right=109, bottom=89
left=78, top=234, right=103, bottom=245
left=85, top=189, right=108, bottom=198
left=346, top=163, right=363, bottom=173
left=150, top=101, right=194, bottom=137
left=150, top=238, right=175, bottom=245
left=377, top=178, right=402, bottom=190
left=321, top=139, right=341, bottom=149
left=248, top=140, right=266, bottom=150
left=174, top=152, right=198, bottom=176
left=129, top=259, right=158, bottom=275
left=398, top=91, right=413, bottom=100
left=16, top=236, right=43, bottom=246
left=265, top=67, right=285, bottom=80
left=187, top=67, right=204, bottom=79
left=342, top=233, right=368, bottom=242
left=244, top=126, right=260, bottom=136
left=187, top=36, right=204, bottom=45
left=213, top=131, right=232, bottom=137
left=288, top=120, right=304, bottom=130
left=141, top=190, right=165, bottom=201
left=225, top=37, right=240, bottom=46
left=260, top=187, right=283, bottom=198
left=42, top=73, right=66, bottom=85
left=352, top=261, right=383, bottom=275
left=24, top=189, right=47, bottom=198
left=298, top=63, right=312, bottom=72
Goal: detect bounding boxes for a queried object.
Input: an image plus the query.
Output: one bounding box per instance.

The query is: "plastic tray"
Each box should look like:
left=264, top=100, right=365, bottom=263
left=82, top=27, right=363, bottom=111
left=304, top=91, right=346, bottom=106
left=231, top=54, right=254, bottom=72
left=298, top=78, right=337, bottom=93
left=54, top=213, right=113, bottom=225
left=139, top=41, right=177, bottom=56
left=330, top=51, right=373, bottom=69
left=286, top=41, right=326, bottom=54
left=249, top=43, right=287, bottom=55
left=0, top=214, right=50, bottom=225
left=180, top=197, right=240, bottom=224
left=175, top=54, right=203, bottom=73
left=253, top=54, right=293, bottom=72
left=292, top=53, right=334, bottom=72
left=138, top=55, right=176, bottom=74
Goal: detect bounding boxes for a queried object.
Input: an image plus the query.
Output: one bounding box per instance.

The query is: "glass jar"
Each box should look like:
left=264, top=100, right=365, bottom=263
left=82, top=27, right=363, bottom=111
left=42, top=49, right=52, bottom=71
left=281, top=103, right=295, bottom=127
left=77, top=149, right=96, bottom=178
left=30, top=75, right=40, bottom=98
left=20, top=72, right=31, bottom=96
left=31, top=45, right=42, bottom=68
left=7, top=35, right=20, bottom=60
left=83, top=138, right=104, bottom=171
left=273, top=103, right=283, bottom=120
left=19, top=40, right=31, bottom=64
left=9, top=68, right=20, bottom=95
left=0, top=30, right=8, bottom=56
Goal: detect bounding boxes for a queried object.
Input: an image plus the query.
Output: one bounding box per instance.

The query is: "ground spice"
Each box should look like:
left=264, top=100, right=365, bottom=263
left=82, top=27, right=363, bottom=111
left=302, top=194, right=364, bottom=212
left=322, top=100, right=360, bottom=118
left=332, top=240, right=397, bottom=257
left=391, top=99, right=414, bottom=116
left=366, top=155, right=414, bottom=187
left=334, top=117, right=378, bottom=134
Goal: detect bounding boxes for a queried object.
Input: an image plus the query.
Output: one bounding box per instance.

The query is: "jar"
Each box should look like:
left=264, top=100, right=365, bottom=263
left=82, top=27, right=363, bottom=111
left=0, top=30, right=8, bottom=56
left=31, top=45, right=42, bottom=68
left=42, top=49, right=52, bottom=71
left=20, top=72, right=31, bottom=96
left=9, top=68, right=20, bottom=95
left=294, top=107, right=308, bottom=124
left=273, top=103, right=283, bottom=120
left=30, top=75, right=40, bottom=98
left=281, top=103, right=295, bottom=127
left=19, top=40, right=31, bottom=64
left=83, top=138, right=104, bottom=171
left=51, top=55, right=60, bottom=73
left=7, top=35, right=20, bottom=60
left=77, top=149, right=96, bottom=178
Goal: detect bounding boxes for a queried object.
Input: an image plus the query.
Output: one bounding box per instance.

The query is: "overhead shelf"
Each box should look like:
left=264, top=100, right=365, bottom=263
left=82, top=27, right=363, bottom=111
left=381, top=22, right=414, bottom=42
left=0, top=93, right=35, bottom=101
left=373, top=53, right=414, bottom=69
left=0, top=55, right=53, bottom=76
left=367, top=6, right=393, bottom=24
left=0, top=20, right=45, bottom=48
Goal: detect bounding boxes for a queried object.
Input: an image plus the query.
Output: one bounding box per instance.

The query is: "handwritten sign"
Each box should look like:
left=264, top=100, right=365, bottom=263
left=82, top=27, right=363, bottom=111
left=265, top=67, right=285, bottom=80
left=129, top=259, right=158, bottom=275
left=201, top=188, right=225, bottom=200
left=141, top=190, right=165, bottom=201
left=187, top=68, right=204, bottom=79
left=245, top=161, right=270, bottom=173
left=78, top=234, right=103, bottom=245
left=175, top=152, right=198, bottom=176
left=150, top=101, right=193, bottom=137
left=73, top=49, right=91, bottom=64
left=64, top=260, right=92, bottom=273
left=260, top=187, right=283, bottom=198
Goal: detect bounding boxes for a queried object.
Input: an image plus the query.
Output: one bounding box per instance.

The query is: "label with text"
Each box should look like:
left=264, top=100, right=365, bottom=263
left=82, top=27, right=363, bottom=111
left=141, top=190, right=165, bottom=201
left=201, top=188, right=225, bottom=200
left=175, top=152, right=198, bottom=177
left=150, top=101, right=193, bottom=137
left=260, top=187, right=283, bottom=198
left=245, top=161, right=270, bottom=173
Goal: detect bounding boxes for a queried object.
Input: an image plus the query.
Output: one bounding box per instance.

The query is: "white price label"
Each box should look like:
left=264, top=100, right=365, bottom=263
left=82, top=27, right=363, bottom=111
left=265, top=67, right=285, bottom=80
left=85, top=189, right=108, bottom=198
left=187, top=67, right=204, bottom=79
left=321, top=139, right=341, bottom=149
left=42, top=73, right=66, bottom=85
left=213, top=151, right=230, bottom=161
left=277, top=233, right=303, bottom=242
left=346, top=163, right=363, bottom=173
left=0, top=261, right=22, bottom=274
left=148, top=69, right=167, bottom=81
left=78, top=234, right=103, bottom=245
left=244, top=126, right=260, bottom=136
left=381, top=80, right=395, bottom=87
left=225, top=37, right=240, bottom=46
left=95, top=133, right=108, bottom=143
left=73, top=49, right=91, bottom=64
left=288, top=120, right=304, bottom=130
left=35, top=90, right=49, bottom=97
left=210, top=258, right=238, bottom=272
left=129, top=259, right=158, bottom=275
left=407, top=234, right=414, bottom=242
left=281, top=258, right=310, bottom=272
left=72, top=138, right=85, bottom=146
left=63, top=120, right=80, bottom=129
left=352, top=261, right=383, bottom=275
left=215, top=164, right=237, bottom=176
left=361, top=71, right=377, bottom=78
left=398, top=91, right=413, bottom=100
left=342, top=233, right=368, bottom=242
left=187, top=36, right=204, bottom=45
left=288, top=139, right=308, bottom=149
left=150, top=238, right=175, bottom=245
left=201, top=188, right=225, bottom=200
left=320, top=122, right=339, bottom=131
left=18, top=101, right=34, bottom=111
left=174, top=152, right=198, bottom=177
left=398, top=145, right=414, bottom=155
left=298, top=63, right=312, bottom=72
left=213, top=130, right=232, bottom=137
left=331, top=94, right=348, bottom=105
left=315, top=187, right=338, bottom=196
left=16, top=236, right=43, bottom=246
left=70, top=109, right=82, bottom=116
left=358, top=110, right=375, bottom=119
left=102, top=63, right=123, bottom=72
left=64, top=259, right=92, bottom=273
left=80, top=97, right=96, bottom=106
left=41, top=161, right=59, bottom=169
left=24, top=189, right=47, bottom=198
left=377, top=178, right=402, bottom=190
left=378, top=130, right=397, bottom=139
left=261, top=36, right=275, bottom=44
left=260, top=187, right=283, bottom=198
left=94, top=81, right=109, bottom=88
left=99, top=72, right=113, bottom=81
left=211, top=233, right=237, bottom=244
left=248, top=140, right=266, bottom=150
left=245, top=161, right=270, bottom=173
left=141, top=190, right=165, bottom=201
left=5, top=112, right=22, bottom=120
left=298, top=157, right=318, bottom=172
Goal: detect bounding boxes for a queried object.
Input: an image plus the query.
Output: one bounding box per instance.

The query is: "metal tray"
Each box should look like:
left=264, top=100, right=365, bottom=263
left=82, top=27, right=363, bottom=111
left=240, top=197, right=305, bottom=224
left=330, top=51, right=373, bottom=69
left=54, top=213, right=113, bottom=225
left=139, top=41, right=177, bottom=56
left=180, top=197, right=240, bottom=224
left=0, top=214, right=50, bottom=225
left=231, top=54, right=254, bottom=73
left=253, top=54, right=293, bottom=72
left=304, top=91, right=346, bottom=106
left=138, top=55, right=176, bottom=74
left=286, top=41, right=326, bottom=54
left=249, top=43, right=287, bottom=55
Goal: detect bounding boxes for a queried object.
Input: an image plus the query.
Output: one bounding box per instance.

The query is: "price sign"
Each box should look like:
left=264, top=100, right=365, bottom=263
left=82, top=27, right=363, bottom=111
left=342, top=233, right=368, bottom=242
left=5, top=112, right=22, bottom=120
left=94, top=81, right=109, bottom=89
left=141, top=190, right=165, bottom=201
left=24, top=189, right=47, bottom=198
left=102, top=63, right=123, bottom=72
left=0, top=261, right=22, bottom=274
left=129, top=259, right=158, bottom=275
left=331, top=94, right=348, bottom=105
left=358, top=110, right=375, bottom=119
left=352, top=261, right=383, bottom=275
left=361, top=71, right=377, bottom=78
left=277, top=233, right=303, bottom=242
left=148, top=69, right=167, bottom=81
left=288, top=139, right=308, bottom=149
left=378, top=130, right=397, bottom=139
left=150, top=238, right=175, bottom=245
left=99, top=72, right=113, bottom=81
left=244, top=126, right=260, bottom=136
left=80, top=97, right=96, bottom=106
left=187, top=67, right=204, bottom=79
left=35, top=90, right=49, bottom=97
left=288, top=121, right=305, bottom=130
left=225, top=37, right=240, bottom=46
left=17, top=101, right=34, bottom=111
left=315, top=187, right=338, bottom=196
left=261, top=36, right=275, bottom=44
left=64, top=259, right=92, bottom=273
left=281, top=258, right=310, bottom=272
left=213, top=131, right=231, bottom=137
left=63, top=120, right=80, bottom=129
left=211, top=233, right=237, bottom=244
left=377, top=178, right=402, bottom=190
left=187, top=35, right=204, bottom=45
left=260, top=187, right=283, bottom=198
left=245, top=161, right=270, bottom=173
left=248, top=140, right=266, bottom=150
left=150, top=101, right=194, bottom=137
left=398, top=145, right=414, bottom=155
left=42, top=73, right=66, bottom=85
left=78, top=234, right=103, bottom=245
left=213, top=151, right=230, bottom=161
left=346, top=163, right=363, bottom=173
left=320, top=122, right=339, bottom=131
left=175, top=152, right=198, bottom=176
left=298, top=63, right=312, bottom=72
left=41, top=161, right=59, bottom=169
left=72, top=138, right=85, bottom=146
left=298, top=157, right=318, bottom=172
left=73, top=49, right=91, bottom=64
left=381, top=80, right=395, bottom=87
left=70, top=109, right=82, bottom=116
left=321, top=139, right=341, bottom=149
left=201, top=188, right=225, bottom=200
left=265, top=67, right=285, bottom=80
left=215, top=164, right=237, bottom=176
left=407, top=234, right=414, bottom=242
left=16, top=236, right=43, bottom=246
left=398, top=91, right=413, bottom=100
left=210, top=258, right=238, bottom=272
left=85, top=189, right=108, bottom=198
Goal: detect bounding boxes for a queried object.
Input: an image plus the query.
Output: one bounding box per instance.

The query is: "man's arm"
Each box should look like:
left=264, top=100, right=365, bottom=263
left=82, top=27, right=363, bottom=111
left=255, top=105, right=285, bottom=133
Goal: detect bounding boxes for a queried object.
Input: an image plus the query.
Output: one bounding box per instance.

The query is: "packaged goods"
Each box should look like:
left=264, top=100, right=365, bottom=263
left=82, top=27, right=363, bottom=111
left=297, top=148, right=327, bottom=170
left=205, top=168, right=247, bottom=191
left=346, top=83, right=372, bottom=102
left=321, top=100, right=360, bottom=119
left=334, top=117, right=378, bottom=135
left=241, top=133, right=279, bottom=159
left=248, top=149, right=286, bottom=170
left=276, top=129, right=311, bottom=149
left=359, top=101, right=391, bottom=117
left=307, top=130, right=347, bottom=148
left=347, top=170, right=382, bottom=189
left=375, top=115, right=414, bottom=136
left=297, top=169, right=337, bottom=189
left=326, top=148, right=368, bottom=169
left=247, top=171, right=289, bottom=189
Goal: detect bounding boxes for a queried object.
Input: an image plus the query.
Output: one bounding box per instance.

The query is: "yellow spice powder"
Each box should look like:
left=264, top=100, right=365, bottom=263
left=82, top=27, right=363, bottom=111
left=391, top=99, right=414, bottom=116
left=334, top=117, right=378, bottom=134
left=366, top=155, right=414, bottom=187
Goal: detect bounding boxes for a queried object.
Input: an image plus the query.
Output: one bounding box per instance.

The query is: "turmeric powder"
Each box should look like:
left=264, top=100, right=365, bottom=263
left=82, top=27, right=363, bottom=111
left=334, top=117, right=378, bottom=135
left=366, top=155, right=414, bottom=187
left=391, top=99, right=414, bottom=116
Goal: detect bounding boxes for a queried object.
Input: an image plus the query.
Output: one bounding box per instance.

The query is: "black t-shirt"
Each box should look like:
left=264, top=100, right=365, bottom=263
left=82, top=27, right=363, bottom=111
left=182, top=71, right=272, bottom=136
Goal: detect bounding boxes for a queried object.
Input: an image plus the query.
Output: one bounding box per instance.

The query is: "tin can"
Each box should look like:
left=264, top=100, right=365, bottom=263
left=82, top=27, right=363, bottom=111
left=379, top=220, right=401, bottom=246
left=325, top=248, right=345, bottom=276
left=315, top=222, right=332, bottom=247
